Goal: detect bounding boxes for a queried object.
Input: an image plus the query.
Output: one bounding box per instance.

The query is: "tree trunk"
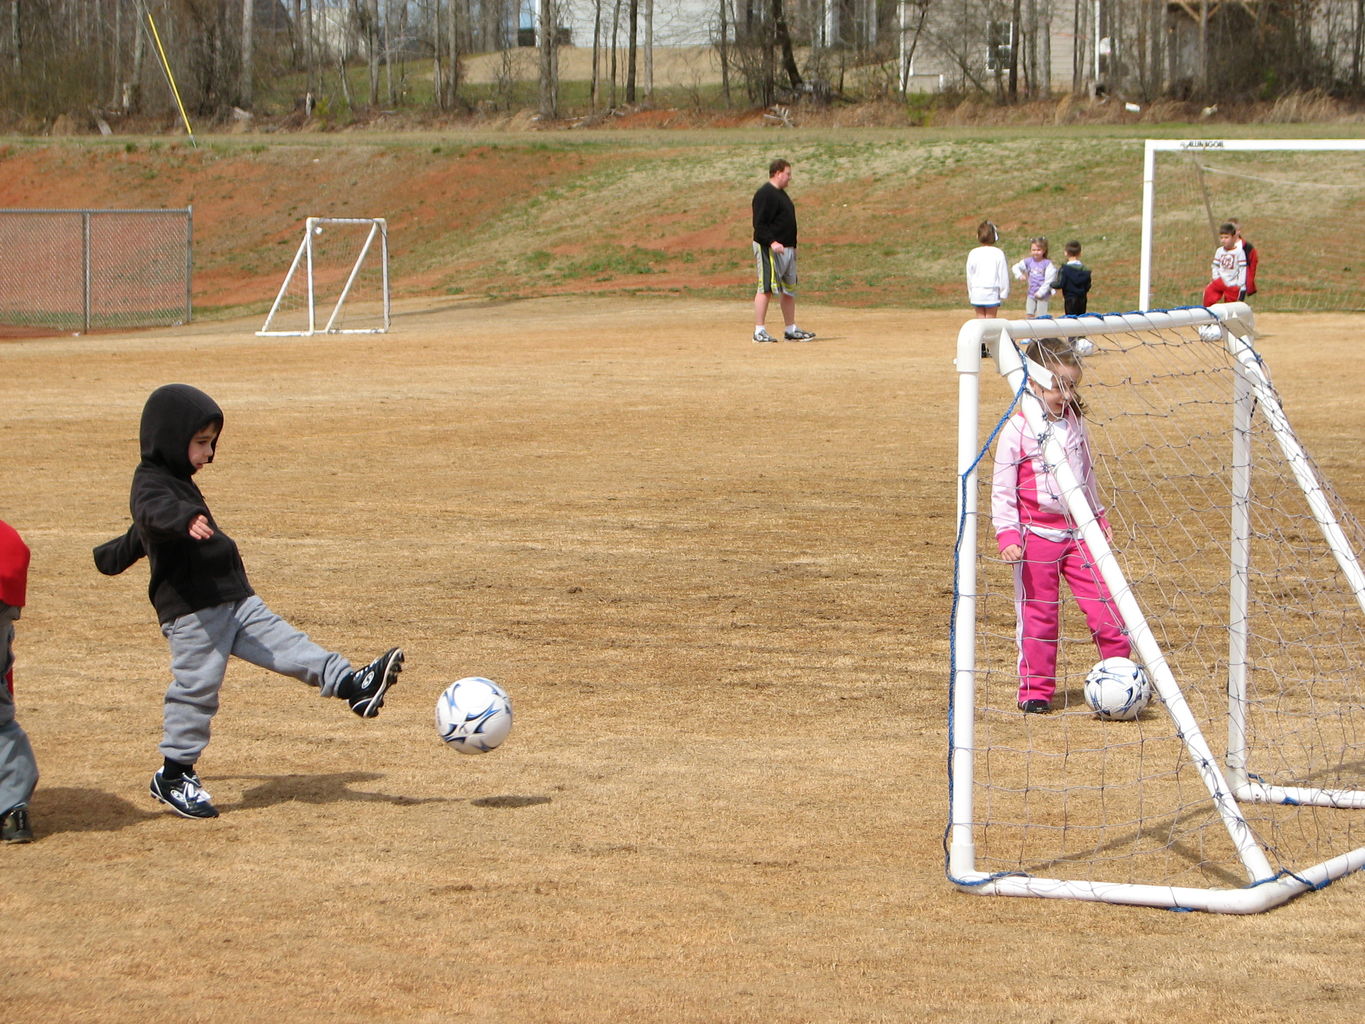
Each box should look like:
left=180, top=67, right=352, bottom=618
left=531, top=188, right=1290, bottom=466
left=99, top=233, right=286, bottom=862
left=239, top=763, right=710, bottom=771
left=432, top=0, right=444, bottom=110
left=720, top=0, right=731, bottom=104
left=626, top=0, right=638, bottom=103
left=609, top=0, right=621, bottom=107
left=241, top=0, right=254, bottom=109
left=591, top=0, right=602, bottom=110
left=368, top=0, right=381, bottom=105
left=771, top=0, right=802, bottom=89
left=446, top=0, right=460, bottom=108
left=1008, top=0, right=1021, bottom=99
left=643, top=0, right=653, bottom=99
left=539, top=0, right=558, bottom=118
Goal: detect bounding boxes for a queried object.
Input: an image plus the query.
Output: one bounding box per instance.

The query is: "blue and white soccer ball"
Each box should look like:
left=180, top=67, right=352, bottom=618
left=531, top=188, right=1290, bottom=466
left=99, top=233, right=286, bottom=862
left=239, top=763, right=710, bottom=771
left=436, top=677, right=513, bottom=754
left=1083, top=657, right=1152, bottom=721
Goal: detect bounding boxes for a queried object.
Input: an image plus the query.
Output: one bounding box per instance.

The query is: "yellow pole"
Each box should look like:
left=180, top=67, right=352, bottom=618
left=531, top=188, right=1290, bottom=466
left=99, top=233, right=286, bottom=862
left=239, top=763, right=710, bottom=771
left=141, top=2, right=196, bottom=145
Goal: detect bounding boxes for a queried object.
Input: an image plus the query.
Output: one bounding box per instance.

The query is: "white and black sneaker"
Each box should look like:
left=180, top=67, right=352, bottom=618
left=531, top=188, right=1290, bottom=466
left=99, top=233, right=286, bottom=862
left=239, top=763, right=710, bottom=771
left=150, top=770, right=219, bottom=819
left=347, top=647, right=404, bottom=718
left=784, top=327, right=816, bottom=341
left=752, top=328, right=779, bottom=343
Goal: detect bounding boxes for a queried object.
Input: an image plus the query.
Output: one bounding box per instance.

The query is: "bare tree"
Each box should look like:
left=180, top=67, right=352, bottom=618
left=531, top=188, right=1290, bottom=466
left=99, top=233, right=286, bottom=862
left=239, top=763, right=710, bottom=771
left=240, top=0, right=253, bottom=108
left=626, top=0, right=638, bottom=102
left=539, top=0, right=559, bottom=118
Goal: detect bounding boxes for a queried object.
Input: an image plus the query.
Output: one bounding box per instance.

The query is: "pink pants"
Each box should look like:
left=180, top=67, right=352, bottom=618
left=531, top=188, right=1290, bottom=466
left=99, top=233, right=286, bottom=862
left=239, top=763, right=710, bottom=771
left=1013, top=531, right=1130, bottom=703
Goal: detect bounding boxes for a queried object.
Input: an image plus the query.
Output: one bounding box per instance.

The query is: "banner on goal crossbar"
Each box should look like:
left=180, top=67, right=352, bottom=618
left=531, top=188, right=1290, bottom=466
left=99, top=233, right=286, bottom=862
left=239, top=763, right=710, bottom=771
left=258, top=217, right=390, bottom=336
left=949, top=305, right=1365, bottom=914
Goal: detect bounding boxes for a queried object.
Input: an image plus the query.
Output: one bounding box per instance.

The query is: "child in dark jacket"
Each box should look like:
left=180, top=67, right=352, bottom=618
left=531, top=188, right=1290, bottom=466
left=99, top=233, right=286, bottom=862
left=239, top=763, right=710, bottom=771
left=95, top=384, right=404, bottom=819
left=1055, top=240, right=1092, bottom=315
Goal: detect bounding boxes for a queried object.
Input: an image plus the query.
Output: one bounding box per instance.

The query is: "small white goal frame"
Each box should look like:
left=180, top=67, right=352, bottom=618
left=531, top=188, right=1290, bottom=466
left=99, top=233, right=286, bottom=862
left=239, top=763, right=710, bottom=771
left=949, top=304, right=1365, bottom=914
left=1137, top=139, right=1365, bottom=311
left=257, top=217, right=390, bottom=336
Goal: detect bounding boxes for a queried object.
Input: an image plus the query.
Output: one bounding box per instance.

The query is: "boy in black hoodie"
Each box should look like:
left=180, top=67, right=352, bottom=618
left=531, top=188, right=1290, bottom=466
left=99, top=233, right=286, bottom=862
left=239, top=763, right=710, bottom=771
left=95, top=384, right=404, bottom=819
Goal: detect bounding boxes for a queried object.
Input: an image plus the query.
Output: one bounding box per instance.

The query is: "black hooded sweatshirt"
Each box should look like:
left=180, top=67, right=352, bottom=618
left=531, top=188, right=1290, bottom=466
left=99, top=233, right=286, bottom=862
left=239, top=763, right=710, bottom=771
left=93, top=384, right=255, bottom=624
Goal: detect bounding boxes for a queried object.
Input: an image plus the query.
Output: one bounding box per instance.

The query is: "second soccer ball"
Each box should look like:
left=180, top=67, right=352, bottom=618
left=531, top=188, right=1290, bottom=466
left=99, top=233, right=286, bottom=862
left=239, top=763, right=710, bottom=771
left=1083, top=657, right=1152, bottom=721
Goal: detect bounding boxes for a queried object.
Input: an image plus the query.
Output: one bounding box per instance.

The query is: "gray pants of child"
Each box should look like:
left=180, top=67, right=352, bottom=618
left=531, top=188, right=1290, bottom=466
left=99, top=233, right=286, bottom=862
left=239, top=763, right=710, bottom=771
left=159, top=595, right=354, bottom=765
left=0, top=605, right=39, bottom=816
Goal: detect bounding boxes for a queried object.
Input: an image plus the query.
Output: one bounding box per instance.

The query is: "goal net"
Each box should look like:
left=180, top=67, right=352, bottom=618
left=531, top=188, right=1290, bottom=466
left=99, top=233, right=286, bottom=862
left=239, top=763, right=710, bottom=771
left=949, top=305, right=1365, bottom=914
left=1138, top=139, right=1365, bottom=313
left=258, top=217, right=390, bottom=336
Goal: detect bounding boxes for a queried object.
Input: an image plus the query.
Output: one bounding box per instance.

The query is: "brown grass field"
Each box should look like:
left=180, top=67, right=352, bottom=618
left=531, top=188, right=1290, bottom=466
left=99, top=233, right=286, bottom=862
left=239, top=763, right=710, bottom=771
left=3, top=298, right=1365, bottom=1022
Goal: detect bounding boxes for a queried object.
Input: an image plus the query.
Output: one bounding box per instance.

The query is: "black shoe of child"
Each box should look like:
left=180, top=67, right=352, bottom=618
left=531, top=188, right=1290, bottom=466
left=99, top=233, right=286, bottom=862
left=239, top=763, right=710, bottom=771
left=347, top=647, right=405, bottom=718
left=1, top=804, right=33, bottom=842
left=1018, top=699, right=1052, bottom=714
left=150, top=770, right=219, bottom=819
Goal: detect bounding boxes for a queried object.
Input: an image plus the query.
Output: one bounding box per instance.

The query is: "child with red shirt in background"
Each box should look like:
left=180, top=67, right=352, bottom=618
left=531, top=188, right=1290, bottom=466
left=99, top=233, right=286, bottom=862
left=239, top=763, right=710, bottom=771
left=0, top=519, right=37, bottom=842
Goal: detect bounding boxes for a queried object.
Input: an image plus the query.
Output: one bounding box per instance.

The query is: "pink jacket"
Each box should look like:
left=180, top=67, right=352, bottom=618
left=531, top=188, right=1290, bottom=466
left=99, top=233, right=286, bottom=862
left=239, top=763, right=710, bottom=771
left=991, top=407, right=1108, bottom=553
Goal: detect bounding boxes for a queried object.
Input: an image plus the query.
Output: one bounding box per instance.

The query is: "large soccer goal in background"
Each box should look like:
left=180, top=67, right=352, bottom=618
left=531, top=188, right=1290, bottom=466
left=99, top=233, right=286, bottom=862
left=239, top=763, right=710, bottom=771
left=1138, top=139, right=1365, bottom=312
left=0, top=207, right=192, bottom=331
left=258, top=217, right=390, bottom=336
left=949, top=306, right=1365, bottom=913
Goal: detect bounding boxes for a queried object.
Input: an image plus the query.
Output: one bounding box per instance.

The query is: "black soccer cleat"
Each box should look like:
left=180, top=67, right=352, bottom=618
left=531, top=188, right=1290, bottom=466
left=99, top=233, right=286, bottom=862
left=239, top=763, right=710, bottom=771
left=1018, top=699, right=1052, bottom=715
left=348, top=647, right=404, bottom=718
left=1, top=804, right=33, bottom=842
left=150, top=770, right=219, bottom=819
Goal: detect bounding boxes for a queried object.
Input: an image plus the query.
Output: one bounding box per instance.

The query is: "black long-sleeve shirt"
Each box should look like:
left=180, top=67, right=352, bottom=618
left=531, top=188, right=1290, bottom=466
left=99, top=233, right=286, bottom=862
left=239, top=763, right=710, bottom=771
left=752, top=183, right=797, bottom=249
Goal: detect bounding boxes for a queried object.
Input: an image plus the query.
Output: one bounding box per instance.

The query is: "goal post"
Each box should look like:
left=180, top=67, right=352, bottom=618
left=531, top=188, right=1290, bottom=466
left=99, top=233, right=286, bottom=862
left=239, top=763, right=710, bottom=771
left=949, top=305, right=1365, bottom=913
left=258, top=217, right=390, bottom=337
left=1138, top=139, right=1365, bottom=312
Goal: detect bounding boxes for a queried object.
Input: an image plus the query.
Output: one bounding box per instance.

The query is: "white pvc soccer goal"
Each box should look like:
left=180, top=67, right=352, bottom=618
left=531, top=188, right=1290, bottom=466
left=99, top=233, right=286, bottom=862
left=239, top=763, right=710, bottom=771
left=949, top=305, right=1365, bottom=914
left=1138, top=139, right=1365, bottom=313
left=258, top=217, right=390, bottom=336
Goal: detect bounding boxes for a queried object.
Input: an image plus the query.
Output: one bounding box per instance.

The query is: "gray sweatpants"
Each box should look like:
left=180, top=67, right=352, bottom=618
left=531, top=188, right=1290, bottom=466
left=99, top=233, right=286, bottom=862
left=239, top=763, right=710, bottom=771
left=159, top=595, right=354, bottom=765
left=0, top=606, right=39, bottom=816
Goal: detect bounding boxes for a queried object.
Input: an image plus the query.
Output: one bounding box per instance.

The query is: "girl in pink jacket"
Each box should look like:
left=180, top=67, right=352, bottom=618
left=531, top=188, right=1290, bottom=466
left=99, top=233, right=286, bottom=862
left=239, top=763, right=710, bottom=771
left=991, top=338, right=1130, bottom=713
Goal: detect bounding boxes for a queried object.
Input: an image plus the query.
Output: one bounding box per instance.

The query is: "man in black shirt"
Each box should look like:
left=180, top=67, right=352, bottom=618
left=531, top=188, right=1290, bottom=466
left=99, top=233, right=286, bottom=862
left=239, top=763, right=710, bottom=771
left=751, top=159, right=815, bottom=342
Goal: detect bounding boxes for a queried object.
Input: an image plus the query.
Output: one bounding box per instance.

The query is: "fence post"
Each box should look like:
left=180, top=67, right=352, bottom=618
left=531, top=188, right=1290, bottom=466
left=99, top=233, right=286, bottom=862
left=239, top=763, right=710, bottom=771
left=82, top=210, right=92, bottom=333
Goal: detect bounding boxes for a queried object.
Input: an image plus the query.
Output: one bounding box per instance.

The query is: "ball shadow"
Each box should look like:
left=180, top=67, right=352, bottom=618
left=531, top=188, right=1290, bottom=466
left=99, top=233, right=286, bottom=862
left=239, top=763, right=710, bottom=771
left=470, top=795, right=552, bottom=809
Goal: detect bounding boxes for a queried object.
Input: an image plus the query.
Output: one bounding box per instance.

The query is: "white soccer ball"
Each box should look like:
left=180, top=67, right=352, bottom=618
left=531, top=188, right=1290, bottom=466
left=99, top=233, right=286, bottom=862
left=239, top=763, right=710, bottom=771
left=312, top=225, right=324, bottom=236
left=1198, top=323, right=1223, bottom=342
left=435, top=677, right=513, bottom=754
left=1083, top=657, right=1152, bottom=721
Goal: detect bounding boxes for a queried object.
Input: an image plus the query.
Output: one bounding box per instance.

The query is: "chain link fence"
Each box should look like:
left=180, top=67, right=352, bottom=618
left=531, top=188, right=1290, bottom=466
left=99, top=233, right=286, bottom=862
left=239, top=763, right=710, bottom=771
left=0, top=208, right=192, bottom=332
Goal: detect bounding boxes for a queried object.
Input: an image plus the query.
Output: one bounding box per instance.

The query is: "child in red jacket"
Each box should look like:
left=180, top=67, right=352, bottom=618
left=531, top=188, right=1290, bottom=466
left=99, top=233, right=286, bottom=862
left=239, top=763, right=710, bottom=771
left=0, top=519, right=37, bottom=842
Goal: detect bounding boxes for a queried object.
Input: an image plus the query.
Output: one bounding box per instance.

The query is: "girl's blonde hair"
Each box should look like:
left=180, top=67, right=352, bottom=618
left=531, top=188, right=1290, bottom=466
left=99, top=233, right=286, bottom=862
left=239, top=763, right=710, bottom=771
left=1026, top=337, right=1087, bottom=417
left=1029, top=235, right=1049, bottom=257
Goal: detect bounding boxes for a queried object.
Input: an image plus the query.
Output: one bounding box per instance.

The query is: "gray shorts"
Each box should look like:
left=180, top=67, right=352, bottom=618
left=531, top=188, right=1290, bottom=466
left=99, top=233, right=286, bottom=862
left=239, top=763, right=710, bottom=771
left=754, top=242, right=797, bottom=296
